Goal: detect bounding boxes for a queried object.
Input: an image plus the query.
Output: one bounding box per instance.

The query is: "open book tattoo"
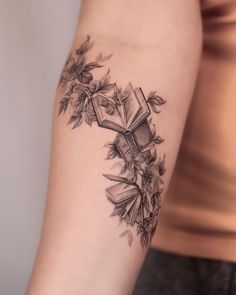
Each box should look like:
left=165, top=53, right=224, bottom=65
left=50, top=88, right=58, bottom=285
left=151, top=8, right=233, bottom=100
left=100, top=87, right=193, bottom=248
left=58, top=36, right=166, bottom=248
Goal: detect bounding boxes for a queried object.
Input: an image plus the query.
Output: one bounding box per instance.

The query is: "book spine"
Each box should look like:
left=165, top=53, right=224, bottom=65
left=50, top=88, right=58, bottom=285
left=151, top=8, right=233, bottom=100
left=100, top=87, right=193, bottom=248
left=124, top=133, right=140, bottom=156
left=114, top=133, right=134, bottom=163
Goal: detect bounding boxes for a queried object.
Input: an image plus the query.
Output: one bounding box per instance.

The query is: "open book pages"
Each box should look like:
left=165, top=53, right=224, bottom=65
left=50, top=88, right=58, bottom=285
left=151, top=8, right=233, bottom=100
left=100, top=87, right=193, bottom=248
left=91, top=94, right=127, bottom=133
left=91, top=83, right=150, bottom=133
left=121, top=83, right=150, bottom=131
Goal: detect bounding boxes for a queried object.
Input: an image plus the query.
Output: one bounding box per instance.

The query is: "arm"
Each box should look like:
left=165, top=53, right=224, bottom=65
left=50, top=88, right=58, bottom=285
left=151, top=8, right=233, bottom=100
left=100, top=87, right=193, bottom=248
left=27, top=1, right=202, bottom=294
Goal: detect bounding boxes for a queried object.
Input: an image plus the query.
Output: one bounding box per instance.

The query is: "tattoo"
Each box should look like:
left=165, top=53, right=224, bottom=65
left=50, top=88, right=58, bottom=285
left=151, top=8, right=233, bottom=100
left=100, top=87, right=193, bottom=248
left=58, top=36, right=166, bottom=248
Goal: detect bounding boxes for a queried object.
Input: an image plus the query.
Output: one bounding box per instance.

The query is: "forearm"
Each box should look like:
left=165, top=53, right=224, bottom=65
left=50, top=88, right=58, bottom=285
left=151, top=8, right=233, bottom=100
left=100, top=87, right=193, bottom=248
left=27, top=1, right=202, bottom=294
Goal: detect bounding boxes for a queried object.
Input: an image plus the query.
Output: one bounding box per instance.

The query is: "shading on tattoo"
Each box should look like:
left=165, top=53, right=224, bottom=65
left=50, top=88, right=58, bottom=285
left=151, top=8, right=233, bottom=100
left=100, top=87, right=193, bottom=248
left=58, top=36, right=166, bottom=248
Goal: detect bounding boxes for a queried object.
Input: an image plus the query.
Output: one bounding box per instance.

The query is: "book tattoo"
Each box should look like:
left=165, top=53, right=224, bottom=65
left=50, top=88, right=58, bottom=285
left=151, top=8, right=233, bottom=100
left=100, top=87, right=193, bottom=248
left=58, top=36, right=166, bottom=248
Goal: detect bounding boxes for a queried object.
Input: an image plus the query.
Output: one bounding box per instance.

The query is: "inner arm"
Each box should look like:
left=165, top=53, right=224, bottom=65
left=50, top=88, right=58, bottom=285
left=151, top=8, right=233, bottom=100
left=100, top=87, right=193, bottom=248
left=27, top=1, right=202, bottom=294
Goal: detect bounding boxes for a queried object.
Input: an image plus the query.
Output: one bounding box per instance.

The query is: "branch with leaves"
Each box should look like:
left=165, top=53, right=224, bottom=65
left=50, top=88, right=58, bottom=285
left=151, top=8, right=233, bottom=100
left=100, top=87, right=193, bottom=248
left=58, top=36, right=114, bottom=128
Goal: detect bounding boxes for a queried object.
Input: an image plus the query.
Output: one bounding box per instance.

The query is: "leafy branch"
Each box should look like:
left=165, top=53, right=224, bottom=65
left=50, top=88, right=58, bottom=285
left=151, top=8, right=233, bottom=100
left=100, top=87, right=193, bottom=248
left=147, top=91, right=166, bottom=113
left=58, top=36, right=115, bottom=128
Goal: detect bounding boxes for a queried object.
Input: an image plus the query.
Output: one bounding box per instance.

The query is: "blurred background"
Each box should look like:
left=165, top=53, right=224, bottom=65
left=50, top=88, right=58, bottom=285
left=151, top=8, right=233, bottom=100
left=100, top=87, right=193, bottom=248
left=0, top=1, right=81, bottom=294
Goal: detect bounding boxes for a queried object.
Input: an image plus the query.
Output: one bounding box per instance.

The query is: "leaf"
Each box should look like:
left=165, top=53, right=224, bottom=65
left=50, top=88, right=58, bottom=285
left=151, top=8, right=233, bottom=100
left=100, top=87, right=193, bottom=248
left=106, top=144, right=119, bottom=159
left=84, top=62, right=103, bottom=71
left=76, top=55, right=86, bottom=70
left=120, top=163, right=129, bottom=175
left=152, top=148, right=157, bottom=162
left=83, top=102, right=97, bottom=126
left=154, top=135, right=164, bottom=144
left=111, top=161, right=123, bottom=170
left=137, top=224, right=144, bottom=235
left=151, top=195, right=156, bottom=209
left=87, top=80, right=99, bottom=93
left=149, top=102, right=161, bottom=113
left=141, top=232, right=149, bottom=248
left=150, top=125, right=157, bottom=140
left=78, top=71, right=93, bottom=84
left=148, top=117, right=153, bottom=125
left=143, top=197, right=150, bottom=211
left=99, top=83, right=116, bottom=93
left=95, top=53, right=102, bottom=62
left=120, top=230, right=133, bottom=247
left=158, top=155, right=166, bottom=176
left=139, top=150, right=152, bottom=165
left=76, top=35, right=93, bottom=55
left=67, top=115, right=77, bottom=125
left=74, top=97, right=86, bottom=114
left=64, top=81, right=77, bottom=96
left=147, top=91, right=166, bottom=106
left=73, top=83, right=87, bottom=93
left=151, top=222, right=158, bottom=240
left=147, top=92, right=166, bottom=113
left=65, top=90, right=72, bottom=96
left=95, top=53, right=113, bottom=63
left=151, top=192, right=159, bottom=209
left=141, top=142, right=155, bottom=153
left=68, top=113, right=83, bottom=128
left=99, top=70, right=110, bottom=87
left=103, top=174, right=132, bottom=185
left=58, top=97, right=70, bottom=115
left=84, top=111, right=93, bottom=126
left=143, top=218, right=149, bottom=228
left=72, top=115, right=83, bottom=129
left=111, top=207, right=125, bottom=217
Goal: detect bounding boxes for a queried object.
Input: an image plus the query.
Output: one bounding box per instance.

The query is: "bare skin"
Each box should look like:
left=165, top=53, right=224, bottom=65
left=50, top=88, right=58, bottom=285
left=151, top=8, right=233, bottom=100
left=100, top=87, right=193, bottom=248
left=27, top=1, right=202, bottom=294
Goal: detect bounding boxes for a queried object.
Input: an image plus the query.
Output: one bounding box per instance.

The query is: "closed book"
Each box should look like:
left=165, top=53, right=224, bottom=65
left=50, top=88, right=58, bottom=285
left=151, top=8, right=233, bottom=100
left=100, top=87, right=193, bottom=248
left=124, top=195, right=142, bottom=226
left=114, top=119, right=152, bottom=163
left=106, top=182, right=142, bottom=226
left=106, top=182, right=138, bottom=206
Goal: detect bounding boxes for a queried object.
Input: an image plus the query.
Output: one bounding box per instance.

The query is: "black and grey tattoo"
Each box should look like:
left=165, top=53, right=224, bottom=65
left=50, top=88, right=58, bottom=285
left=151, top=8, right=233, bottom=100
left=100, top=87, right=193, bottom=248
left=58, top=36, right=166, bottom=248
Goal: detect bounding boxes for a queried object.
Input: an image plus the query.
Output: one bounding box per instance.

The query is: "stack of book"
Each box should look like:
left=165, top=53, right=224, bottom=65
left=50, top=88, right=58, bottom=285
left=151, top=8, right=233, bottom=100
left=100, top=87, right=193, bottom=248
left=92, top=82, right=152, bottom=225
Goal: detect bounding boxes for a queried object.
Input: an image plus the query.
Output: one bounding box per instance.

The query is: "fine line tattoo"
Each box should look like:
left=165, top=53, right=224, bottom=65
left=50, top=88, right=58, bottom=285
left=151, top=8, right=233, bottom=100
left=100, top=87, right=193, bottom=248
left=58, top=36, right=166, bottom=248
